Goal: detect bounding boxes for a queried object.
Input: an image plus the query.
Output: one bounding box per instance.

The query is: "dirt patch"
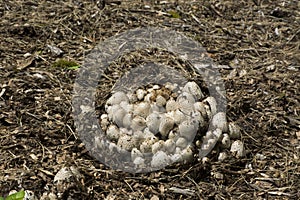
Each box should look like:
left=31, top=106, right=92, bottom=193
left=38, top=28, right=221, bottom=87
left=0, top=0, right=299, bottom=199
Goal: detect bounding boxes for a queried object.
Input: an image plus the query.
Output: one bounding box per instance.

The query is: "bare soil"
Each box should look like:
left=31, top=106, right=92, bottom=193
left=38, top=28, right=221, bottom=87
left=0, top=0, right=299, bottom=199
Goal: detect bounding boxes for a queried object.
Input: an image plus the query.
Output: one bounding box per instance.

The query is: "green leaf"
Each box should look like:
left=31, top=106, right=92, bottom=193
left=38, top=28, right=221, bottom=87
left=52, top=59, right=80, bottom=70
left=5, top=190, right=25, bottom=200
left=0, top=197, right=4, bottom=200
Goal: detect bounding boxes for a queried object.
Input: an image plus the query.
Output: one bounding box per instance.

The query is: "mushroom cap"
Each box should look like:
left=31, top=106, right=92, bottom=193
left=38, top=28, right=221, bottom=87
left=211, top=112, right=228, bottom=133
left=178, top=119, right=199, bottom=141
left=151, top=151, right=171, bottom=168
left=107, top=91, right=129, bottom=105
left=203, top=96, right=217, bottom=117
left=134, top=102, right=151, bottom=118
left=117, top=134, right=135, bottom=151
left=165, top=99, right=178, bottom=112
left=156, top=95, right=167, bottom=107
left=164, top=139, right=176, bottom=154
left=131, top=148, right=143, bottom=161
left=230, top=140, right=245, bottom=158
left=152, top=140, right=165, bottom=154
left=159, top=115, right=175, bottom=139
left=182, top=81, right=204, bottom=100
left=106, top=124, right=120, bottom=141
left=131, top=116, right=146, bottom=131
left=112, top=107, right=126, bottom=127
left=176, top=137, right=188, bottom=149
left=136, top=88, right=147, bottom=100
left=123, top=113, right=133, bottom=129
left=146, top=112, right=161, bottom=134
left=228, top=122, right=241, bottom=139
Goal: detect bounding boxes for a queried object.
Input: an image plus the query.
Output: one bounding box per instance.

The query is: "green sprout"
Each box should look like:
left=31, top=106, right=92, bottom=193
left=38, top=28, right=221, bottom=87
left=0, top=190, right=25, bottom=200
left=52, top=59, right=80, bottom=70
left=168, top=10, right=181, bottom=18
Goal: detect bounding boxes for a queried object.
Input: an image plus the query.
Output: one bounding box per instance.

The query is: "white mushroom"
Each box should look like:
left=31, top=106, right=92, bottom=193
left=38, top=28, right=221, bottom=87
left=131, top=148, right=143, bottom=161
left=228, top=122, right=241, bottom=139
left=181, top=146, right=194, bottom=163
left=149, top=103, right=160, bottom=113
left=203, top=97, right=217, bottom=117
left=152, top=140, right=165, bottom=154
left=177, top=92, right=196, bottom=104
left=140, top=136, right=158, bottom=153
left=211, top=112, right=228, bottom=133
left=230, top=140, right=245, bottom=158
left=107, top=91, right=129, bottom=105
left=156, top=95, right=167, bottom=107
left=127, top=92, right=138, bottom=103
left=117, top=134, right=135, bottom=151
left=182, top=81, right=204, bottom=100
left=194, top=102, right=208, bottom=119
left=164, top=139, right=176, bottom=154
left=123, top=113, right=133, bottom=129
left=119, top=101, right=133, bottom=113
left=133, top=156, right=145, bottom=166
left=112, top=107, right=126, bottom=127
left=176, top=137, right=188, bottom=149
left=173, top=109, right=186, bottom=125
left=165, top=98, right=178, bottom=112
left=134, top=102, right=150, bottom=118
left=159, top=115, right=174, bottom=139
left=100, top=114, right=109, bottom=130
left=218, top=152, right=227, bottom=162
left=106, top=104, right=122, bottom=120
left=131, top=116, right=146, bottom=131
left=144, top=93, right=153, bottom=102
left=221, top=133, right=231, bottom=148
left=146, top=112, right=161, bottom=134
left=106, top=124, right=120, bottom=141
left=151, top=151, right=171, bottom=168
left=178, top=119, right=199, bottom=141
left=136, top=88, right=147, bottom=100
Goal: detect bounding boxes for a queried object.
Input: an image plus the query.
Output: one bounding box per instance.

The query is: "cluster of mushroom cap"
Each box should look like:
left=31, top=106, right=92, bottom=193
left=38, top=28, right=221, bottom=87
left=98, top=81, right=243, bottom=169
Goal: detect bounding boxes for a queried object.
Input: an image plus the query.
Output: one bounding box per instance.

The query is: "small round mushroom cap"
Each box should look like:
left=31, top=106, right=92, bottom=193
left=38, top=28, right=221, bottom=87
left=211, top=112, right=228, bottom=133
left=136, top=88, right=147, bottom=100
left=178, top=119, right=199, bottom=141
left=131, top=116, right=146, bottom=131
left=159, top=115, right=175, bottom=139
left=156, top=95, right=167, bottom=107
left=117, top=134, right=135, bottom=151
left=134, top=102, right=151, bottom=118
left=127, top=92, right=138, bottom=103
left=221, top=133, right=231, bottom=148
left=164, top=139, right=176, bottom=154
left=131, top=148, right=143, bottom=161
left=107, top=104, right=122, bottom=120
left=218, top=152, right=227, bottom=162
left=166, top=99, right=178, bottom=112
left=177, top=99, right=195, bottom=115
left=177, top=92, right=196, bottom=104
left=152, top=140, right=165, bottom=154
left=194, top=102, right=208, bottom=119
left=146, top=112, right=161, bottom=134
left=230, top=140, right=245, bottom=158
left=133, top=156, right=145, bottom=166
left=112, top=107, right=126, bottom=127
left=107, top=91, right=129, bottom=105
left=182, top=81, right=204, bottom=100
left=119, top=101, right=133, bottom=113
left=228, top=122, right=241, bottom=139
left=106, top=124, right=120, bottom=141
left=203, top=97, right=217, bottom=117
left=123, top=113, right=133, bottom=129
left=140, top=136, right=158, bottom=153
left=173, top=109, right=186, bottom=125
left=176, top=137, right=188, bottom=149
left=100, top=114, right=110, bottom=130
left=151, top=151, right=171, bottom=168
left=181, top=146, right=194, bottom=163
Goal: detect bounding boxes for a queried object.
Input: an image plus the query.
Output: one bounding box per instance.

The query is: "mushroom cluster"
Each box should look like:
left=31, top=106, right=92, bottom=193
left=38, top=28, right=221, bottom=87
left=99, top=81, right=243, bottom=168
